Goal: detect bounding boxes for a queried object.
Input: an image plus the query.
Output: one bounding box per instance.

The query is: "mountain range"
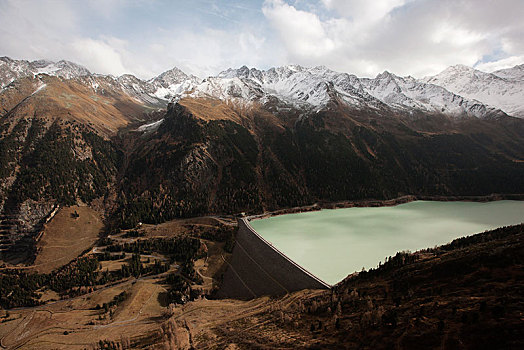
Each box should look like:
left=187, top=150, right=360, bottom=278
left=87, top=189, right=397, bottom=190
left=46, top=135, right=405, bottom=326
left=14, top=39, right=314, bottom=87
left=2, top=56, right=523, bottom=119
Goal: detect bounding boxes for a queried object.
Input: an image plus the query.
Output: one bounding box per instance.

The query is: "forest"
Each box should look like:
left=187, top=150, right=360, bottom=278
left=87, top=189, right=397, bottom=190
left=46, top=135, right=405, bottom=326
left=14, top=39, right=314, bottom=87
left=0, top=235, right=203, bottom=308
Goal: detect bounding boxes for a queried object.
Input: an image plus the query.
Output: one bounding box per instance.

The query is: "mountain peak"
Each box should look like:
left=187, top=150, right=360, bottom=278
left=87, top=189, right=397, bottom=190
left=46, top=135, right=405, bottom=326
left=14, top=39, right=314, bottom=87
left=448, top=64, right=474, bottom=71
left=217, top=65, right=262, bottom=79
left=159, top=66, right=186, bottom=75
left=145, top=66, right=200, bottom=101
left=422, top=62, right=524, bottom=118
left=283, top=64, right=304, bottom=71
left=151, top=66, right=200, bottom=86
left=1, top=55, right=522, bottom=119
left=375, top=70, right=396, bottom=80
left=0, top=57, right=91, bottom=88
left=493, top=64, right=524, bottom=80
left=31, top=59, right=54, bottom=68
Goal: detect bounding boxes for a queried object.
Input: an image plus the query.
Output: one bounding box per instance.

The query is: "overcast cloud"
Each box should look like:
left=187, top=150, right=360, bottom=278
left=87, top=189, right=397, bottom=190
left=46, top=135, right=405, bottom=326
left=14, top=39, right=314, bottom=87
left=0, top=0, right=522, bottom=79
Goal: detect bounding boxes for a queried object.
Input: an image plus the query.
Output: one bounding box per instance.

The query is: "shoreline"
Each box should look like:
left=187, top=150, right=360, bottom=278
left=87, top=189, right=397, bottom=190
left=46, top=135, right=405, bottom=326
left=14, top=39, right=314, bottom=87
left=247, top=193, right=524, bottom=221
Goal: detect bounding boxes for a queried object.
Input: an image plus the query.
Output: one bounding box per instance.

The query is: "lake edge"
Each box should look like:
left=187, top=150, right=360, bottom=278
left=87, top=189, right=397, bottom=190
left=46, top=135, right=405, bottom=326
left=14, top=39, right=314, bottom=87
left=249, top=200, right=524, bottom=284
left=247, top=194, right=524, bottom=222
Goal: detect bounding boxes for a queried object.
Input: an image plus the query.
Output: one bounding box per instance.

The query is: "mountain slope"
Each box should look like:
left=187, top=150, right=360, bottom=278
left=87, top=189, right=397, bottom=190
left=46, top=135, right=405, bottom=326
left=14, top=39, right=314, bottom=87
left=0, top=74, right=154, bottom=135
left=1, top=57, right=524, bottom=263
left=0, top=74, right=150, bottom=261
left=0, top=59, right=202, bottom=260
left=111, top=97, right=524, bottom=230
left=423, top=64, right=524, bottom=118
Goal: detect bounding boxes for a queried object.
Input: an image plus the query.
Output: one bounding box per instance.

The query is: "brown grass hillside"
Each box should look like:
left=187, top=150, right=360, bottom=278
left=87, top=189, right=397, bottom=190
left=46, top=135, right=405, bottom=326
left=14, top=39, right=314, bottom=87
left=0, top=75, right=152, bottom=136
left=32, top=206, right=102, bottom=273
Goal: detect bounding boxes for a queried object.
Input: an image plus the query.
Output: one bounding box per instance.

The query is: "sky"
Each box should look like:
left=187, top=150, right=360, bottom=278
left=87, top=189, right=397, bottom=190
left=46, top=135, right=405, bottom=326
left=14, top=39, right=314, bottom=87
left=0, top=0, right=523, bottom=79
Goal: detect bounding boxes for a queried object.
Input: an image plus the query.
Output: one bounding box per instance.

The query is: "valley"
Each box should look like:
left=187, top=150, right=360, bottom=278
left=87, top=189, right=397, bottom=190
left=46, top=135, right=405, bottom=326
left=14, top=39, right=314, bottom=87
left=0, top=56, right=523, bottom=348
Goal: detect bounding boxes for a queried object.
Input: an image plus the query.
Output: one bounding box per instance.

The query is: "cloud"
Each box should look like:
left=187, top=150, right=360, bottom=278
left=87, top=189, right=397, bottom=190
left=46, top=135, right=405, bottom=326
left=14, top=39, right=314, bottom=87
left=85, top=0, right=129, bottom=19
left=1, top=0, right=523, bottom=79
left=262, top=0, right=338, bottom=58
left=130, top=27, right=281, bottom=79
left=0, top=0, right=77, bottom=60
left=263, top=0, right=524, bottom=77
left=71, top=38, right=128, bottom=76
left=475, top=55, right=524, bottom=72
left=0, top=0, right=281, bottom=79
left=321, top=0, right=406, bottom=24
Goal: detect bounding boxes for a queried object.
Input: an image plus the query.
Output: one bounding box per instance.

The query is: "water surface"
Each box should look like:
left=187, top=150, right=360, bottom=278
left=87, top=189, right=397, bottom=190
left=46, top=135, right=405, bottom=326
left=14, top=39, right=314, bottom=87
left=250, top=200, right=524, bottom=285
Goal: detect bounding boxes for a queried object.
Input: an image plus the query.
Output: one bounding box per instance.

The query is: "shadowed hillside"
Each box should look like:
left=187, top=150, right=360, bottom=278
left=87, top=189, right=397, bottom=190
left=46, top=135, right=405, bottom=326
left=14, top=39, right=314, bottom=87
left=111, top=98, right=524, bottom=230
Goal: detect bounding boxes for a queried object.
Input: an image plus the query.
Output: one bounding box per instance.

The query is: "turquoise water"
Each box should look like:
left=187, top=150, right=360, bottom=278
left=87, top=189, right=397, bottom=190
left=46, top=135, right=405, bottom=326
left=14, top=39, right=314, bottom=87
left=250, top=200, right=524, bottom=285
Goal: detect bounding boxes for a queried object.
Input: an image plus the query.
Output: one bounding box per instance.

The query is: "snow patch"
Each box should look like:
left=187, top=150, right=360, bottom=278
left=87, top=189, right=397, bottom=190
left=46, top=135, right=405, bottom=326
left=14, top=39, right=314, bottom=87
left=137, top=119, right=164, bottom=132
left=31, top=82, right=47, bottom=95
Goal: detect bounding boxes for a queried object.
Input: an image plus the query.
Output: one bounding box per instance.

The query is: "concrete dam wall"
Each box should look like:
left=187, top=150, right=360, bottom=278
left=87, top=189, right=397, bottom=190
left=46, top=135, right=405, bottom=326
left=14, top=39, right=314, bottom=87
left=217, top=218, right=330, bottom=299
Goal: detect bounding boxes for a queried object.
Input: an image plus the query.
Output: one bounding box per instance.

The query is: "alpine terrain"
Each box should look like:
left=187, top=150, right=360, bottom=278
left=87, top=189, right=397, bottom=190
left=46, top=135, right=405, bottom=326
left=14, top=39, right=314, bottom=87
left=0, top=56, right=523, bottom=349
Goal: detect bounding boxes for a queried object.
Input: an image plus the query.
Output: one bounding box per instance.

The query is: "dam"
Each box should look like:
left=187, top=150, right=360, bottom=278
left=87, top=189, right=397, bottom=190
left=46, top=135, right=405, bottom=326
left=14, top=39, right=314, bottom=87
left=216, top=218, right=330, bottom=299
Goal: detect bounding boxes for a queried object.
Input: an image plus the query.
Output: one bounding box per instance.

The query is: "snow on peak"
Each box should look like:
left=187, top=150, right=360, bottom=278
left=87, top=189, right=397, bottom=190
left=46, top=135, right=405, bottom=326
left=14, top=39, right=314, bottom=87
left=178, top=64, right=501, bottom=118
left=362, top=72, right=503, bottom=118
left=1, top=56, right=521, bottom=120
left=493, top=64, right=524, bottom=80
left=375, top=70, right=396, bottom=80
left=33, top=59, right=91, bottom=78
left=423, top=63, right=524, bottom=118
left=444, top=64, right=475, bottom=73
left=31, top=59, right=55, bottom=68
left=217, top=65, right=253, bottom=79
left=0, top=57, right=91, bottom=89
left=149, top=67, right=200, bottom=86
left=190, top=64, right=370, bottom=109
left=147, top=67, right=201, bottom=101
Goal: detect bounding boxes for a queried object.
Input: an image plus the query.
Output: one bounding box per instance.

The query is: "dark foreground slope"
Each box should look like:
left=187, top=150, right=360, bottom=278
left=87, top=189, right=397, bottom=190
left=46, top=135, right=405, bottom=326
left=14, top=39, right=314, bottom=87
left=216, top=218, right=329, bottom=299
left=203, top=224, right=524, bottom=349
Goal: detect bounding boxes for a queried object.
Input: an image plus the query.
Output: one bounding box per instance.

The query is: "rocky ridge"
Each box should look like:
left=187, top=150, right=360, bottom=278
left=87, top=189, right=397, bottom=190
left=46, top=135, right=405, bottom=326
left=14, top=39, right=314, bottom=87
left=3, top=57, right=524, bottom=119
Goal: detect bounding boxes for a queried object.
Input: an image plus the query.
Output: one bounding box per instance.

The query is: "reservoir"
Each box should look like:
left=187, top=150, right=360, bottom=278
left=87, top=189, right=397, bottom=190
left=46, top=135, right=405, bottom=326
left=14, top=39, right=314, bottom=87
left=250, top=200, right=524, bottom=285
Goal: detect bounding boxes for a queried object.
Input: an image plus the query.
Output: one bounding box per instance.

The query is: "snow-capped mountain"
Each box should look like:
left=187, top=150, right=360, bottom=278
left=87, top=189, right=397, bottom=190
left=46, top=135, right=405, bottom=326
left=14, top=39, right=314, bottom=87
left=148, top=67, right=201, bottom=100
left=1, top=56, right=522, bottom=120
left=492, top=64, right=524, bottom=80
left=177, top=65, right=505, bottom=119
left=0, top=57, right=200, bottom=106
left=423, top=64, right=524, bottom=118
left=208, top=65, right=379, bottom=108
left=31, top=59, right=91, bottom=79
left=360, top=71, right=503, bottom=119
left=0, top=57, right=91, bottom=88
